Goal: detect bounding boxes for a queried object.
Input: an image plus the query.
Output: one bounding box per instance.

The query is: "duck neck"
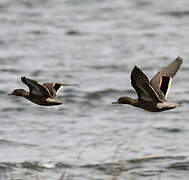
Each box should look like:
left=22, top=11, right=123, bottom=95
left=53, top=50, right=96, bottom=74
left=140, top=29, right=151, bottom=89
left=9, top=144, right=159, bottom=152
left=23, top=91, right=30, bottom=98
left=130, top=99, right=139, bottom=107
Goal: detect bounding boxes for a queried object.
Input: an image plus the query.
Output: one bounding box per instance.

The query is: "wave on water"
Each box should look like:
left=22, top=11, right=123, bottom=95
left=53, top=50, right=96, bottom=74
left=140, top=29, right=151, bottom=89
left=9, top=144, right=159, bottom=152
left=1, top=155, right=188, bottom=179
left=59, top=88, right=135, bottom=106
left=0, top=155, right=186, bottom=171
left=0, top=68, right=19, bottom=74
left=1, top=107, right=26, bottom=112
left=84, top=89, right=135, bottom=100
left=167, top=161, right=189, bottom=170
left=155, top=127, right=183, bottom=133
left=161, top=11, right=189, bottom=18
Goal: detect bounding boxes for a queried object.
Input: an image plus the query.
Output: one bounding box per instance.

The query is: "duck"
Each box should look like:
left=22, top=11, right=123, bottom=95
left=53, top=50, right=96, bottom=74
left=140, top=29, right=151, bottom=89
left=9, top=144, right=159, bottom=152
left=113, top=57, right=183, bottom=112
left=8, top=76, right=78, bottom=106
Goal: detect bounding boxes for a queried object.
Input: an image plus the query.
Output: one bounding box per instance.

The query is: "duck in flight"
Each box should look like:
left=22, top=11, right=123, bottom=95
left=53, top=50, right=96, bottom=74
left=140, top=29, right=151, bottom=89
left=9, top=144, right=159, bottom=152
left=113, top=57, right=183, bottom=112
left=8, top=76, right=78, bottom=106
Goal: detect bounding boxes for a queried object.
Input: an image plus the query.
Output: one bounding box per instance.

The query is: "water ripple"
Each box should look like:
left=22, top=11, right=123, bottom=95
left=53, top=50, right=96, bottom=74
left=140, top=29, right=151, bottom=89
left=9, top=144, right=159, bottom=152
left=167, top=161, right=189, bottom=170
left=161, top=11, right=189, bottom=18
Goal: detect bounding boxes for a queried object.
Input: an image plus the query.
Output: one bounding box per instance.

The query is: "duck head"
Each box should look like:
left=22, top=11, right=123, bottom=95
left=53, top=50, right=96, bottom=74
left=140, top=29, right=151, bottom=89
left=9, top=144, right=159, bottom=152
left=112, top=96, right=133, bottom=104
left=8, top=89, right=28, bottom=97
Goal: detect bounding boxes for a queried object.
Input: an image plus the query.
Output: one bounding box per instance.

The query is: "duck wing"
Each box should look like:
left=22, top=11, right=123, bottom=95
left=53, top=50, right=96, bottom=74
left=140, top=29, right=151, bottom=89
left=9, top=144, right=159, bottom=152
left=43, top=82, right=78, bottom=97
left=131, top=66, right=162, bottom=102
left=150, top=57, right=182, bottom=100
left=42, top=83, right=57, bottom=97
left=21, top=77, right=51, bottom=97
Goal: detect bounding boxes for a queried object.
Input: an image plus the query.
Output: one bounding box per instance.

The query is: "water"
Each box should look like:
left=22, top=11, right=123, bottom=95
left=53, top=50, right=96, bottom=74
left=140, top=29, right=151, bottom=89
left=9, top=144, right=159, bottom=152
left=0, top=0, right=189, bottom=179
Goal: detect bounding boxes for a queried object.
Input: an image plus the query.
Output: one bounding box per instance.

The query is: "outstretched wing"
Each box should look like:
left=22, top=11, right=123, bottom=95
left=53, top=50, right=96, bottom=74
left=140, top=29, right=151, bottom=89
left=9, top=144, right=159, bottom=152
left=43, top=82, right=78, bottom=97
left=42, top=83, right=57, bottom=97
left=150, top=57, right=182, bottom=99
left=21, top=77, right=51, bottom=97
left=131, top=66, right=162, bottom=102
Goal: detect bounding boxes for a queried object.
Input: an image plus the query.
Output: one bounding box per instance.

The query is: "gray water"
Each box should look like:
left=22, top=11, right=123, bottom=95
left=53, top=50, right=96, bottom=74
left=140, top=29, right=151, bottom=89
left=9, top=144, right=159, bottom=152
left=1, top=0, right=189, bottom=179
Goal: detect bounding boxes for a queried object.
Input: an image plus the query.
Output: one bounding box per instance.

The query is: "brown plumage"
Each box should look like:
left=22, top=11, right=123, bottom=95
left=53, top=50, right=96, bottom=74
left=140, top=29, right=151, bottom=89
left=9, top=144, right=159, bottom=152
left=113, top=57, right=183, bottom=112
left=8, top=77, right=78, bottom=106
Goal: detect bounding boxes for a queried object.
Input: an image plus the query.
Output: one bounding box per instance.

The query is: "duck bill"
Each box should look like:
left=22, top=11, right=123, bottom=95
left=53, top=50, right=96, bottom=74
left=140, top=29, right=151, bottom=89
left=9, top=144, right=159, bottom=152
left=112, top=101, right=119, bottom=104
left=8, top=93, right=13, bottom=96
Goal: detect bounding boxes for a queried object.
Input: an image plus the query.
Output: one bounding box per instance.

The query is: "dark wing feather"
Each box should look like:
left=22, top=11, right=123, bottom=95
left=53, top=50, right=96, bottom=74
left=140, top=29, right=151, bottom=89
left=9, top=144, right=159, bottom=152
left=21, top=77, right=51, bottom=97
left=131, top=66, right=161, bottom=102
left=43, top=83, right=57, bottom=97
left=150, top=57, right=182, bottom=99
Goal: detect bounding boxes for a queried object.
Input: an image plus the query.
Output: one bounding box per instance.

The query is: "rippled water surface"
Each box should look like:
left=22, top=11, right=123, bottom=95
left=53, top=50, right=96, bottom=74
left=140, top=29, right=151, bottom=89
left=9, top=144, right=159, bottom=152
left=1, top=0, right=189, bottom=179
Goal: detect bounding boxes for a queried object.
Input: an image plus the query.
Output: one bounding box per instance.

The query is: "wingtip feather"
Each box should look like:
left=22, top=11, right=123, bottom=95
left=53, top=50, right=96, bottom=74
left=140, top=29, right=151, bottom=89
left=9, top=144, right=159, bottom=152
left=175, top=56, right=183, bottom=63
